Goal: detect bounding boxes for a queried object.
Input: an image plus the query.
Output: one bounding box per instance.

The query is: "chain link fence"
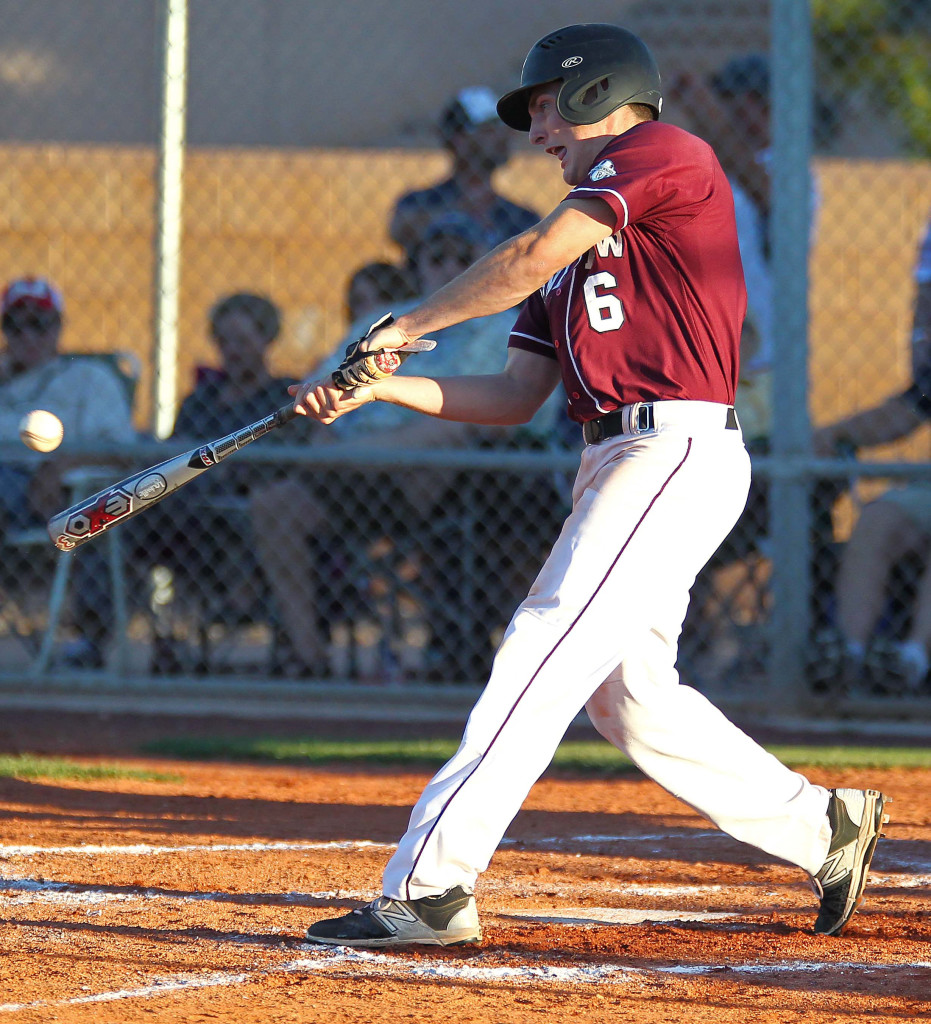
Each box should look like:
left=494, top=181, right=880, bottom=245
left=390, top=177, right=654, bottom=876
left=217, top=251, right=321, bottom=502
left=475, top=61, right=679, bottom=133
left=0, top=0, right=928, bottom=716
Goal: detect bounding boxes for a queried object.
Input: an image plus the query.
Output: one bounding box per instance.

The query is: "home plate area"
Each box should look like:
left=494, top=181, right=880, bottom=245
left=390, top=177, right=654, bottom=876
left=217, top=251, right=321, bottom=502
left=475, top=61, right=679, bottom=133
left=0, top=761, right=928, bottom=1022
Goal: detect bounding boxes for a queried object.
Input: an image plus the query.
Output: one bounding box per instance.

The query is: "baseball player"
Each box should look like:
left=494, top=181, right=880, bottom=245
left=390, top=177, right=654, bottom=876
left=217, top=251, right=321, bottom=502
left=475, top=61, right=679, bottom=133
left=294, top=24, right=888, bottom=946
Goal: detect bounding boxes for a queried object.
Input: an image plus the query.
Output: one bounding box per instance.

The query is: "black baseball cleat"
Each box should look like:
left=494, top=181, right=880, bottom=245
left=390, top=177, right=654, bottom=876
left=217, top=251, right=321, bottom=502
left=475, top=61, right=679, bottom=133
left=304, top=886, right=482, bottom=948
left=812, top=788, right=889, bottom=936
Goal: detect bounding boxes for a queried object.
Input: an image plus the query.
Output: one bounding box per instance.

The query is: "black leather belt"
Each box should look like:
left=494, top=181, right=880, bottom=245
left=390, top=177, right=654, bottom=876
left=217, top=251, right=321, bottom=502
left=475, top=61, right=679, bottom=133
left=582, top=404, right=738, bottom=445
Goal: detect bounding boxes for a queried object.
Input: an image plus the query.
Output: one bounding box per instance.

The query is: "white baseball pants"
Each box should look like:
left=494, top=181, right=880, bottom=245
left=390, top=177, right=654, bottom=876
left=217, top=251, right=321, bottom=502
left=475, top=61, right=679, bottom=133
left=383, top=401, right=831, bottom=901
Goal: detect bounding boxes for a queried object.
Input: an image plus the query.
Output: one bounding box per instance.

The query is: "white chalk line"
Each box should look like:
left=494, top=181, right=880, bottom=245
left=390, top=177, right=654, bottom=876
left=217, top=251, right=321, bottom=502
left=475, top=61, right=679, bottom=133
left=0, top=878, right=378, bottom=908
left=0, top=836, right=925, bottom=912
left=2, top=836, right=927, bottom=881
left=502, top=906, right=742, bottom=926
left=2, top=946, right=930, bottom=1014
left=14, top=879, right=917, bottom=917
left=528, top=831, right=723, bottom=845
left=0, top=832, right=770, bottom=859
left=0, top=835, right=700, bottom=858
left=869, top=873, right=931, bottom=889
left=0, top=969, right=254, bottom=1013
left=0, top=878, right=748, bottom=925
left=0, top=840, right=396, bottom=857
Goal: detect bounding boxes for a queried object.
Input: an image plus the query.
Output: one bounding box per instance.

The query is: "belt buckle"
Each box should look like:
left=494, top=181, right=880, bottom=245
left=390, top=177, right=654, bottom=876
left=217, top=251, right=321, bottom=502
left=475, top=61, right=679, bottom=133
left=630, top=403, right=654, bottom=434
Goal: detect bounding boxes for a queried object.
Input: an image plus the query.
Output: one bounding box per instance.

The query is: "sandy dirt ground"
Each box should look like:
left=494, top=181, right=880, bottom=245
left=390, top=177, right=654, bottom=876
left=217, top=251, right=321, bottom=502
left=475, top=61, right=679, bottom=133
left=0, top=709, right=927, bottom=1023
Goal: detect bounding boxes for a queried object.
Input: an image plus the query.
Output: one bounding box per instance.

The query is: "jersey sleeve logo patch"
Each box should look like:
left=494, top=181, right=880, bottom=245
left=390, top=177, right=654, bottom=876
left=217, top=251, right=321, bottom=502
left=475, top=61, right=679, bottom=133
left=589, top=159, right=616, bottom=182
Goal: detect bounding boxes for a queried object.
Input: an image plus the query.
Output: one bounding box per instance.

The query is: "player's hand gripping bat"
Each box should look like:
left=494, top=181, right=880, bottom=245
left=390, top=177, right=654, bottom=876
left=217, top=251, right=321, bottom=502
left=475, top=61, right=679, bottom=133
left=332, top=313, right=436, bottom=391
left=47, top=404, right=298, bottom=551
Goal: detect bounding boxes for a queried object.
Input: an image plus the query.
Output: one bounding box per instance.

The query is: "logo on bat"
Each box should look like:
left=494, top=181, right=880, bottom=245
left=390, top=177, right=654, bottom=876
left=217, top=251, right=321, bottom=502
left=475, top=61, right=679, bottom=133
left=134, top=473, right=168, bottom=501
left=191, top=446, right=215, bottom=468
left=65, top=489, right=133, bottom=539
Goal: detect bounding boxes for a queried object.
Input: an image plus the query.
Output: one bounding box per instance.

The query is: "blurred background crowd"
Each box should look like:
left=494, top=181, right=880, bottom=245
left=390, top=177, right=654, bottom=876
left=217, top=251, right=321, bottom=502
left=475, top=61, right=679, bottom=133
left=0, top=0, right=929, bottom=715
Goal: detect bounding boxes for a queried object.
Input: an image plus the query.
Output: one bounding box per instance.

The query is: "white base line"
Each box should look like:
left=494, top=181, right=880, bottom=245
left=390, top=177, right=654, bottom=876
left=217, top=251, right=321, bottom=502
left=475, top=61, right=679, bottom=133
left=0, top=970, right=253, bottom=1013
left=0, top=878, right=379, bottom=907
left=0, top=841, right=397, bottom=857
left=1, top=836, right=926, bottom=895
left=0, top=833, right=733, bottom=859
left=3, top=872, right=926, bottom=912
left=3, top=948, right=930, bottom=1013
left=0, top=837, right=925, bottom=880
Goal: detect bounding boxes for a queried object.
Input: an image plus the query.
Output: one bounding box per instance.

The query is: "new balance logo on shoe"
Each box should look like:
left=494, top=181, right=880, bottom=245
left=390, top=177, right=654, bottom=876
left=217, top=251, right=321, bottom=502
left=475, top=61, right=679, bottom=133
left=372, top=901, right=421, bottom=929
left=817, top=847, right=852, bottom=889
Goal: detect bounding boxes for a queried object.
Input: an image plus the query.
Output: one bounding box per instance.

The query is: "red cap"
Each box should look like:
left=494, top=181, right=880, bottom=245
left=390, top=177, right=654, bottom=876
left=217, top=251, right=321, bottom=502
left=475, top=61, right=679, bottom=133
left=1, top=277, right=63, bottom=315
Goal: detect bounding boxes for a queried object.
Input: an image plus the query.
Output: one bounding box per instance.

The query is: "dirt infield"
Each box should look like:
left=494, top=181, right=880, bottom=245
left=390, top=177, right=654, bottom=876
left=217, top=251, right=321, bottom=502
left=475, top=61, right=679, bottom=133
left=0, top=709, right=928, bottom=1023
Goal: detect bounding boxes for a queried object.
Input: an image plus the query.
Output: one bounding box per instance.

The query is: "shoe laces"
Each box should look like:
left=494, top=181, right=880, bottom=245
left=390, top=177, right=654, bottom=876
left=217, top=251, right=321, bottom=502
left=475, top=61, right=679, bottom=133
left=364, top=896, right=393, bottom=914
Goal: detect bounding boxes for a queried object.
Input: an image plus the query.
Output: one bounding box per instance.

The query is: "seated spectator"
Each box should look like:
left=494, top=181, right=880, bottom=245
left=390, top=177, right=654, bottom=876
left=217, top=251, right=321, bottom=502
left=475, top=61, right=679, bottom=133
left=252, top=213, right=562, bottom=679
left=822, top=488, right=931, bottom=694
left=668, top=61, right=777, bottom=656
left=145, top=292, right=307, bottom=668
left=668, top=59, right=774, bottom=382
left=0, top=276, right=136, bottom=668
left=171, top=292, right=296, bottom=442
left=811, top=213, right=931, bottom=693
left=670, top=53, right=835, bottom=406
left=390, top=86, right=539, bottom=267
left=671, top=57, right=838, bottom=681
left=346, top=261, right=417, bottom=325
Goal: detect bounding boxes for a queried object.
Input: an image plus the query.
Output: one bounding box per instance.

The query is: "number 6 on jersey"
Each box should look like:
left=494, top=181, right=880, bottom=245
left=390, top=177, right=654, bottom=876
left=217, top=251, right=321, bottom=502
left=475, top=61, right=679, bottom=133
left=583, top=271, right=625, bottom=332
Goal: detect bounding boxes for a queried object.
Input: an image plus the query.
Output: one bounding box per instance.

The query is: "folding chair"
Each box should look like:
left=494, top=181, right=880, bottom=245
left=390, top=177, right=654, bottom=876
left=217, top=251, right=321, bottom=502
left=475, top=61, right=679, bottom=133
left=3, top=352, right=140, bottom=674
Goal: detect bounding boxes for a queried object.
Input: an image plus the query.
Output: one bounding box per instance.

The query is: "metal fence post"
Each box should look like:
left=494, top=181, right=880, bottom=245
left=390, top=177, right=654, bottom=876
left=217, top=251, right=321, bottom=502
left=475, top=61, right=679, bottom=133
left=768, top=0, right=814, bottom=709
left=153, top=0, right=189, bottom=439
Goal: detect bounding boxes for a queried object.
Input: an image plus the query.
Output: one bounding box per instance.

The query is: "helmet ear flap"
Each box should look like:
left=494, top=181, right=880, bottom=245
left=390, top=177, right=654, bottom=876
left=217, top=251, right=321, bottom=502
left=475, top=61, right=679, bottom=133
left=582, top=78, right=612, bottom=107
left=559, top=75, right=622, bottom=126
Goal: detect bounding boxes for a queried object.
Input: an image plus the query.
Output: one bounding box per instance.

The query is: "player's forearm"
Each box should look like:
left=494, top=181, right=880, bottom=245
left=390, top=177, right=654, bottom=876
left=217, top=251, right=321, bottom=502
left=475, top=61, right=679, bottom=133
left=394, top=202, right=614, bottom=340
left=395, top=235, right=548, bottom=339
left=375, top=372, right=541, bottom=426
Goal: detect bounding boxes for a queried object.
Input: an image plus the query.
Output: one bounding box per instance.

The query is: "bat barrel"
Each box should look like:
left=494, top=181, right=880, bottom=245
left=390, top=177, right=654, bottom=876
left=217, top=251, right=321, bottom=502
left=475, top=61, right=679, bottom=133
left=46, top=401, right=299, bottom=551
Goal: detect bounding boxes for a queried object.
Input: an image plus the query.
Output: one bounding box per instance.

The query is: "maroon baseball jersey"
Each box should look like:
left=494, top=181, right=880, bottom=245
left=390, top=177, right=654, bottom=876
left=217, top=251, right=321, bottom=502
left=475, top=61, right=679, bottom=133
left=509, top=120, right=745, bottom=423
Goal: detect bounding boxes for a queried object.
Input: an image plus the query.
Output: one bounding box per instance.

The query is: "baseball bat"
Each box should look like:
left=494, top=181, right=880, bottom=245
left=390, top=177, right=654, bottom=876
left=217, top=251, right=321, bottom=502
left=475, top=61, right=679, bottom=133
left=47, top=403, right=298, bottom=552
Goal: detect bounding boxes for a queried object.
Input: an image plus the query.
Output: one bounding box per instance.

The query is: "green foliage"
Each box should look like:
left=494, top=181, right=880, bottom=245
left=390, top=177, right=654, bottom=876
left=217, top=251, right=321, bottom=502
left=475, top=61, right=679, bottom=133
left=813, top=0, right=894, bottom=33
left=0, top=754, right=178, bottom=783
left=813, top=0, right=931, bottom=156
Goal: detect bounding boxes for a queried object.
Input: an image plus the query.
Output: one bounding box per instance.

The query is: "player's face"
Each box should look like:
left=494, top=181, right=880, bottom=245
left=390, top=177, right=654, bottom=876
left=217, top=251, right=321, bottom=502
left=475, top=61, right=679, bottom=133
left=527, top=85, right=616, bottom=187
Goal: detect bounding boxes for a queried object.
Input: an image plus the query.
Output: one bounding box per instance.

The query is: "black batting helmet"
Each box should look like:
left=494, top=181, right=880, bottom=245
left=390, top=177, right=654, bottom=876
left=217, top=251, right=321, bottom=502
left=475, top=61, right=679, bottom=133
left=497, top=24, right=662, bottom=132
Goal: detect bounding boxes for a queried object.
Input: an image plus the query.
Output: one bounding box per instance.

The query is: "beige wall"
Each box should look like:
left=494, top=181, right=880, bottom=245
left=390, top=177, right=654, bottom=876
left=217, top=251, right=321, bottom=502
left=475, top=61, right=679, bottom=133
left=0, top=0, right=767, bottom=148
left=0, top=143, right=929, bottom=450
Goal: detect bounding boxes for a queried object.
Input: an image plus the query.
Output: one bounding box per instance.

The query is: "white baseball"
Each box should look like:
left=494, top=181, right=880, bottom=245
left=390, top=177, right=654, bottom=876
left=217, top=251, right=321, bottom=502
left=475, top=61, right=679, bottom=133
left=19, top=409, right=64, bottom=452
